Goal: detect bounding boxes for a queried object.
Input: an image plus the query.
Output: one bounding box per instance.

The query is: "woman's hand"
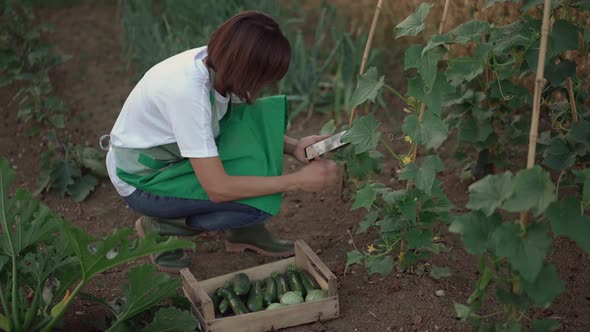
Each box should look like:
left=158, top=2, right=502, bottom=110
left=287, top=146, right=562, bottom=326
left=294, top=159, right=339, bottom=192
left=290, top=135, right=330, bottom=164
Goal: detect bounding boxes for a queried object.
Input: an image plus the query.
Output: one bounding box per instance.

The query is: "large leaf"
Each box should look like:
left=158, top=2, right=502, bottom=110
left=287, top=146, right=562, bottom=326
left=502, top=166, right=556, bottom=216
left=345, top=250, right=364, bottom=271
left=542, top=138, right=576, bottom=171
left=341, top=114, right=381, bottom=154
left=419, top=46, right=446, bottom=89
left=447, top=20, right=491, bottom=44
left=398, top=155, right=445, bottom=195
left=348, top=67, right=384, bottom=110
left=51, top=159, right=81, bottom=197
left=422, top=34, right=453, bottom=56
left=404, top=44, right=424, bottom=70
left=408, top=73, right=456, bottom=116
left=572, top=169, right=590, bottom=202
left=402, top=110, right=448, bottom=150
left=394, top=3, right=434, bottom=38
left=544, top=60, right=576, bottom=86
left=531, top=320, right=561, bottom=332
left=365, top=255, right=394, bottom=276
left=351, top=183, right=377, bottom=211
left=356, top=211, right=379, bottom=234
left=568, top=120, right=590, bottom=144
left=458, top=113, right=494, bottom=144
left=75, top=146, right=108, bottom=178
left=467, top=172, right=514, bottom=216
left=115, top=265, right=182, bottom=323
left=407, top=228, right=432, bottom=249
left=60, top=221, right=194, bottom=281
left=67, top=174, right=98, bottom=203
left=521, top=263, right=564, bottom=307
left=494, top=223, right=552, bottom=282
left=143, top=307, right=198, bottom=332
left=446, top=43, right=492, bottom=86
left=545, top=198, right=590, bottom=255
left=450, top=211, right=502, bottom=254
left=527, top=20, right=579, bottom=70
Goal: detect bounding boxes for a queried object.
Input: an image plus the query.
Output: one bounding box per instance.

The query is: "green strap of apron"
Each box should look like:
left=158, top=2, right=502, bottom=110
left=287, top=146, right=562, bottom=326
left=115, top=66, right=288, bottom=216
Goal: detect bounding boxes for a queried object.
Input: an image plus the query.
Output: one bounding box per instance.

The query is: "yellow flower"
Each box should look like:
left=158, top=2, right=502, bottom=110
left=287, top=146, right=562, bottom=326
left=407, top=97, right=416, bottom=106
left=367, top=244, right=377, bottom=254
left=404, top=135, right=412, bottom=143
left=402, top=156, right=412, bottom=165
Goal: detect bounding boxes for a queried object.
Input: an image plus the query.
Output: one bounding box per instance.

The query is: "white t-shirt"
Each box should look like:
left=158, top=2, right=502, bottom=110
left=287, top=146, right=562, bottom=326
left=106, top=47, right=236, bottom=196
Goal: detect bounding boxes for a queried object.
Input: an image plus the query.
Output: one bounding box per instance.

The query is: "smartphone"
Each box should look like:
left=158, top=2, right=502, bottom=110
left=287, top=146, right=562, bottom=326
left=304, top=131, right=349, bottom=160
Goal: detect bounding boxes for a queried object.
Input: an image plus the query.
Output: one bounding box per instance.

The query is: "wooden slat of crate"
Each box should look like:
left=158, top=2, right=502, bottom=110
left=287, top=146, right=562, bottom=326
left=181, top=240, right=339, bottom=332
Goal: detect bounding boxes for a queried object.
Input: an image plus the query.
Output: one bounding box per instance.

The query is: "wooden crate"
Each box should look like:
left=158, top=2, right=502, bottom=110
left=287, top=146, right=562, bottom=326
left=180, top=240, right=339, bottom=332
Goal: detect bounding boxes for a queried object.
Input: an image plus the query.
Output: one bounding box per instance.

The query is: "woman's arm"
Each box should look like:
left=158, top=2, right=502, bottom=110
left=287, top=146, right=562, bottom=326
left=190, top=156, right=337, bottom=203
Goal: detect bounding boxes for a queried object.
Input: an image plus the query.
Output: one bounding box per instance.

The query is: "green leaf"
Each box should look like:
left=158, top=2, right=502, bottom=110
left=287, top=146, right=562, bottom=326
left=495, top=321, right=523, bottom=332
left=532, top=320, right=561, bottom=332
left=572, top=169, right=590, bottom=202
left=356, top=211, right=379, bottom=234
left=450, top=211, right=502, bottom=254
left=365, top=255, right=394, bottom=276
left=454, top=302, right=478, bottom=321
left=467, top=172, right=514, bottom=216
left=494, top=223, right=552, bottom=282
left=408, top=73, right=455, bottom=116
left=67, top=174, right=98, bottom=203
left=347, top=151, right=381, bottom=179
left=545, top=198, right=590, bottom=255
left=502, top=166, right=556, bottom=216
left=34, top=151, right=53, bottom=195
left=49, top=115, right=65, bottom=129
left=422, top=34, right=453, bottom=56
left=115, top=265, right=181, bottom=323
left=549, top=20, right=579, bottom=57
left=320, top=119, right=336, bottom=135
left=430, top=265, right=451, bottom=279
left=446, top=43, right=492, bottom=85
left=407, top=228, right=432, bottom=249
left=447, top=20, right=491, bottom=44
left=398, top=155, right=445, bottom=195
left=522, top=0, right=563, bottom=11
left=348, top=67, right=384, bottom=110
left=568, top=120, right=590, bottom=144
left=76, top=146, right=108, bottom=178
left=394, top=3, right=434, bottom=38
left=60, top=221, right=194, bottom=282
left=345, top=250, right=364, bottom=271
left=341, top=114, right=381, bottom=154
left=398, top=198, right=417, bottom=221
left=402, top=110, right=448, bottom=149
left=419, top=46, right=446, bottom=89
left=458, top=114, right=494, bottom=143
left=143, top=307, right=198, bottom=332
left=351, top=183, right=376, bottom=211
left=379, top=215, right=408, bottom=233
left=542, top=138, right=576, bottom=171
left=486, top=0, right=519, bottom=7
left=51, top=159, right=81, bottom=197
left=404, top=44, right=424, bottom=70
left=521, top=263, right=564, bottom=307
left=544, top=60, right=576, bottom=86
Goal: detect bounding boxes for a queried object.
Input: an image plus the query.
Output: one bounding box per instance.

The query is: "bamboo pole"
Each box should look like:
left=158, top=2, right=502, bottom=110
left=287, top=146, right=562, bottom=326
left=339, top=0, right=384, bottom=199
left=347, top=0, right=384, bottom=128
left=519, top=0, right=552, bottom=229
left=405, top=0, right=451, bottom=191
left=566, top=78, right=579, bottom=123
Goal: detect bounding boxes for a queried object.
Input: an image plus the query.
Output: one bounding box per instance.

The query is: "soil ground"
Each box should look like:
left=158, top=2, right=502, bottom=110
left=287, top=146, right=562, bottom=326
left=1, top=2, right=589, bottom=331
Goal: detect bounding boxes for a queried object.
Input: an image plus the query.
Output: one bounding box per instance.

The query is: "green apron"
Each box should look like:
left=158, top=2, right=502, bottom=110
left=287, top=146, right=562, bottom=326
left=113, top=71, right=288, bottom=216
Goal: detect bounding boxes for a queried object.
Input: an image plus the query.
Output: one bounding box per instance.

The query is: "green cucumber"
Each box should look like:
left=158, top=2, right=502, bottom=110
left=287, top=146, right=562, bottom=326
left=247, top=280, right=264, bottom=312
left=263, top=277, right=277, bottom=306
left=219, top=298, right=229, bottom=314
left=287, top=265, right=305, bottom=297
left=214, top=281, right=232, bottom=314
left=233, top=273, right=250, bottom=296
left=218, top=288, right=249, bottom=315
left=272, top=272, right=288, bottom=298
left=298, top=269, right=318, bottom=294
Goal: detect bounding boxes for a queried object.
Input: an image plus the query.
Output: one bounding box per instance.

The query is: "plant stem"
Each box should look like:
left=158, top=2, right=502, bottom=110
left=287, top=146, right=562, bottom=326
left=42, top=280, right=85, bottom=332
left=0, top=279, right=10, bottom=331
left=555, top=170, right=565, bottom=198
left=383, top=83, right=409, bottom=104
left=23, top=280, right=44, bottom=330
left=12, top=256, right=21, bottom=331
left=380, top=138, right=402, bottom=160
left=566, top=78, right=579, bottom=123
left=520, top=0, right=552, bottom=230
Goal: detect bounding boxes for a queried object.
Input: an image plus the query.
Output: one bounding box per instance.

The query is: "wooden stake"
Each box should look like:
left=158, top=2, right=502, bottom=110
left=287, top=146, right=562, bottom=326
left=347, top=0, right=384, bottom=128
left=405, top=0, right=451, bottom=191
left=566, top=77, right=579, bottom=123
left=339, top=0, right=383, bottom=199
left=519, top=0, right=552, bottom=229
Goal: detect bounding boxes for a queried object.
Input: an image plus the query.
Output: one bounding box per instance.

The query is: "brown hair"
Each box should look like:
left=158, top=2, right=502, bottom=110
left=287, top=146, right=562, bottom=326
left=206, top=11, right=291, bottom=104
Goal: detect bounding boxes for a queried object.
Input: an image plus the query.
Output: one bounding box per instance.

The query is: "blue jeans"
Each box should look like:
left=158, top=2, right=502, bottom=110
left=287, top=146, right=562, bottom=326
left=124, top=189, right=271, bottom=231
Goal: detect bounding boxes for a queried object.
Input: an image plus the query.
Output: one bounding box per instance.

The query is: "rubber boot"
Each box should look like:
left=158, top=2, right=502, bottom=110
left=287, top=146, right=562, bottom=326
left=135, top=216, right=200, bottom=273
left=225, top=222, right=294, bottom=257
